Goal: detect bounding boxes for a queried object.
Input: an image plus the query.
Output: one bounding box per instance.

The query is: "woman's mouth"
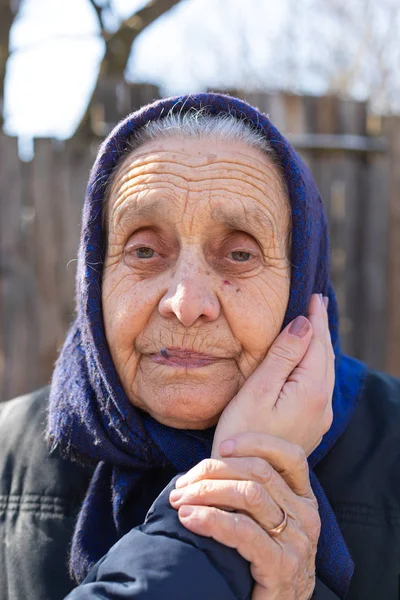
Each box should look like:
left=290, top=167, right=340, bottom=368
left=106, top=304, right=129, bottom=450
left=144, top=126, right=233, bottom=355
left=150, top=348, right=220, bottom=368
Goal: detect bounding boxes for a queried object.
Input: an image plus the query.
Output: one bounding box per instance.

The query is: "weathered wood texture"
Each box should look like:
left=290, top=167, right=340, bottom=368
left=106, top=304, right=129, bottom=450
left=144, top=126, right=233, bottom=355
left=385, top=116, right=400, bottom=376
left=0, top=139, right=96, bottom=400
left=0, top=87, right=399, bottom=401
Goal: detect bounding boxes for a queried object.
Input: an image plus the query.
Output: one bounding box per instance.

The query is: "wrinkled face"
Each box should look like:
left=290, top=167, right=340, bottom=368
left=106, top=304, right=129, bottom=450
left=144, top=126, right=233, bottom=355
left=102, top=136, right=291, bottom=429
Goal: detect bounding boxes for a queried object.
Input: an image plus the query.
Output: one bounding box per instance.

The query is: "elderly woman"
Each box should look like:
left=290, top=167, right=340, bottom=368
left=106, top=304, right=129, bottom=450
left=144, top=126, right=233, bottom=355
left=1, top=94, right=399, bottom=600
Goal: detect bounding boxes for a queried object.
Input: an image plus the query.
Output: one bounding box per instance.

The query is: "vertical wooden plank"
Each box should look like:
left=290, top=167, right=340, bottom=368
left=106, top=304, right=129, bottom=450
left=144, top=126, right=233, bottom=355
left=357, top=152, right=389, bottom=370
left=129, top=82, right=160, bottom=111
left=31, top=139, right=65, bottom=386
left=384, top=116, right=400, bottom=377
left=316, top=96, right=340, bottom=134
left=340, top=154, right=365, bottom=359
left=263, top=92, right=286, bottom=132
left=51, top=142, right=72, bottom=324
left=286, top=95, right=315, bottom=173
left=284, top=93, right=308, bottom=135
left=0, top=135, right=29, bottom=401
left=333, top=101, right=366, bottom=361
left=339, top=99, right=367, bottom=136
left=20, top=157, right=41, bottom=392
left=59, top=139, right=95, bottom=329
left=311, top=153, right=354, bottom=353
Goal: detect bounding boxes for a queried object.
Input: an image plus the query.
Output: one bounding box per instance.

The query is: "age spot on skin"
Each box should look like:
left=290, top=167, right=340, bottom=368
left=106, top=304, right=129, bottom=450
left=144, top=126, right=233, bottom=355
left=236, top=288, right=241, bottom=292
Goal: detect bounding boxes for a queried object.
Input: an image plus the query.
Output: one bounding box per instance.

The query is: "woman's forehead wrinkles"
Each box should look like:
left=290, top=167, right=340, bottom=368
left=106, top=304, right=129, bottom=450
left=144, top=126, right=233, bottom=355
left=111, top=190, right=280, bottom=242
left=117, top=147, right=273, bottom=174
left=110, top=152, right=280, bottom=199
left=107, top=146, right=289, bottom=236
left=110, top=172, right=284, bottom=226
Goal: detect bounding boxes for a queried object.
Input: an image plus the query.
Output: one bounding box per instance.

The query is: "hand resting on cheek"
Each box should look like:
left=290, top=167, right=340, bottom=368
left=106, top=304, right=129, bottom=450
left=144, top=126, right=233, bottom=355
left=213, top=292, right=334, bottom=458
left=170, top=293, right=334, bottom=600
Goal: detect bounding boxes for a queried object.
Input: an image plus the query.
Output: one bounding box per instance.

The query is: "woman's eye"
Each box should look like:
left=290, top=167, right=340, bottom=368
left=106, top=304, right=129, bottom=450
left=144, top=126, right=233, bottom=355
left=229, top=251, right=253, bottom=262
left=135, top=247, right=155, bottom=259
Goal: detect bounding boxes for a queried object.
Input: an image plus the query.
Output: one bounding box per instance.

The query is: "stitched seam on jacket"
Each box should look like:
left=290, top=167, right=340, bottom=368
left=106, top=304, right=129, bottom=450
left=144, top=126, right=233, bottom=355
left=0, top=494, right=75, bottom=516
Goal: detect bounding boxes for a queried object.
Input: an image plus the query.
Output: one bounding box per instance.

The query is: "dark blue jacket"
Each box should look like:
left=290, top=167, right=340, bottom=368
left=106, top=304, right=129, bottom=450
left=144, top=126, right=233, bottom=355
left=1, top=368, right=400, bottom=599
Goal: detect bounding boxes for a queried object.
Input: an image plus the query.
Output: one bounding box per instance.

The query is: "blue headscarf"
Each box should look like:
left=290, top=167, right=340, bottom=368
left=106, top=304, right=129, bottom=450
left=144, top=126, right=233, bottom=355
left=47, top=93, right=367, bottom=598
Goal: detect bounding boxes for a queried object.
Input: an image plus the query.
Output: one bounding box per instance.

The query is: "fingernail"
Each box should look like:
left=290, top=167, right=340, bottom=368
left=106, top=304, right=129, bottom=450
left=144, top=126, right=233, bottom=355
left=323, top=296, right=329, bottom=310
left=288, top=315, right=311, bottom=338
left=170, top=489, right=183, bottom=502
left=319, top=293, right=324, bottom=305
left=219, top=439, right=236, bottom=455
left=179, top=506, right=194, bottom=518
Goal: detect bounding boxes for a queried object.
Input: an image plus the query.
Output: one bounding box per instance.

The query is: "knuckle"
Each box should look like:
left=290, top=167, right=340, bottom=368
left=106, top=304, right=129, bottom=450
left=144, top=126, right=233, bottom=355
left=247, top=457, right=274, bottom=486
left=270, top=342, right=300, bottom=367
left=241, top=480, right=265, bottom=510
left=282, top=550, right=300, bottom=577
left=196, top=479, right=214, bottom=497
left=322, top=406, right=334, bottom=433
left=313, top=382, right=329, bottom=408
left=198, top=458, right=218, bottom=479
left=233, top=512, right=258, bottom=545
left=304, top=509, right=321, bottom=541
left=295, top=530, right=312, bottom=557
left=197, top=507, right=216, bottom=536
left=291, top=445, right=308, bottom=474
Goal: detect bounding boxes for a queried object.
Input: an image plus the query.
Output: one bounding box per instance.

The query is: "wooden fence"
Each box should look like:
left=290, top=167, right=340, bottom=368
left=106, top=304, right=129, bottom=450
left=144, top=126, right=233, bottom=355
left=1, top=85, right=400, bottom=401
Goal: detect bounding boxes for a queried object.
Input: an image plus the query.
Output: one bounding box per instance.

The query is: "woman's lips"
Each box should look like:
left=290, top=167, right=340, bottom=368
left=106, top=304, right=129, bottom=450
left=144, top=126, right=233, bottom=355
left=150, top=349, right=220, bottom=368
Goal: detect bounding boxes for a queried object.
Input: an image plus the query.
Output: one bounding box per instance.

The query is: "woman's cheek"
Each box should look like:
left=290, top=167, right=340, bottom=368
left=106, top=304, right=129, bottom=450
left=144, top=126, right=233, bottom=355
left=102, top=271, right=150, bottom=353
left=227, top=275, right=289, bottom=360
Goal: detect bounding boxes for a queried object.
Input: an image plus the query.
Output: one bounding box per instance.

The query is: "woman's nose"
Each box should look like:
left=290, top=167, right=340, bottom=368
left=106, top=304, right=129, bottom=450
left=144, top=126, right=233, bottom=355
left=158, top=269, right=220, bottom=328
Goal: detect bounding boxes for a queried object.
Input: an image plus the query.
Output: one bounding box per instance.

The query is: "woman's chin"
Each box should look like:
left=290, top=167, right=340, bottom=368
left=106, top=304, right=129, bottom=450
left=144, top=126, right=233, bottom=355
left=124, top=358, right=242, bottom=429
left=129, top=379, right=238, bottom=430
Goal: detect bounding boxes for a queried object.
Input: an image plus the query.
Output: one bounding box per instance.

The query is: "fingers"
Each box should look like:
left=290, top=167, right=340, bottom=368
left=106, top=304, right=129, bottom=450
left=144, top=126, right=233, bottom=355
left=219, top=434, right=313, bottom=498
left=211, top=292, right=335, bottom=460
left=176, top=499, right=318, bottom=598
left=277, top=294, right=334, bottom=450
left=302, top=294, right=335, bottom=434
left=170, top=477, right=284, bottom=532
left=237, top=306, right=314, bottom=404
left=176, top=503, right=279, bottom=567
left=183, top=435, right=312, bottom=498
left=299, top=294, right=329, bottom=381
left=322, top=296, right=335, bottom=434
left=177, top=503, right=317, bottom=599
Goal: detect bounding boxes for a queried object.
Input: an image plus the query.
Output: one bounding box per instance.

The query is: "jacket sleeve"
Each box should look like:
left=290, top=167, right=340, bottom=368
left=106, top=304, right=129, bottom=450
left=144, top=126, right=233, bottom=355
left=65, top=476, right=253, bottom=600
left=65, top=476, right=342, bottom=600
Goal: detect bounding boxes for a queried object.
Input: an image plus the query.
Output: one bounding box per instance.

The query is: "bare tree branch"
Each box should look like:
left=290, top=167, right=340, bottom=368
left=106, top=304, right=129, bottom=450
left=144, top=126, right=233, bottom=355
left=88, top=0, right=106, bottom=33
left=75, top=0, right=182, bottom=137
left=101, top=0, right=181, bottom=76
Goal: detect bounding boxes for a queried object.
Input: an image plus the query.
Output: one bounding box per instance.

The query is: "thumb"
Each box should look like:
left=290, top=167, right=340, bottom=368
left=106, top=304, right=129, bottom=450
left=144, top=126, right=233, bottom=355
left=239, top=314, right=313, bottom=401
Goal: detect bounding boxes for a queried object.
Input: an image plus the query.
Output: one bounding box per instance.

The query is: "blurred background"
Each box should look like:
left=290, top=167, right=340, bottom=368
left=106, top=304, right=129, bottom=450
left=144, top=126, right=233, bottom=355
left=1, top=0, right=400, bottom=401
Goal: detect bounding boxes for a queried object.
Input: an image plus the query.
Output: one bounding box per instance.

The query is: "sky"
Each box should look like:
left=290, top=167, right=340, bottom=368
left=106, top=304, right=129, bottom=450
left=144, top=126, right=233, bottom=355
left=3, top=0, right=288, bottom=142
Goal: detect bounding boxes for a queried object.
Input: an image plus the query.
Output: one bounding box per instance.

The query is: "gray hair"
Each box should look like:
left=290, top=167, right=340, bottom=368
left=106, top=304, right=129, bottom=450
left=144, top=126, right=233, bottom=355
left=103, top=110, right=289, bottom=228
left=126, top=110, right=275, bottom=156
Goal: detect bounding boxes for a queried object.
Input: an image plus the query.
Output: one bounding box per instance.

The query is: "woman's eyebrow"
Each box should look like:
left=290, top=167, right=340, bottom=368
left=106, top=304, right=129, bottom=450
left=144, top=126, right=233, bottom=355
left=113, top=197, right=170, bottom=226
left=211, top=206, right=273, bottom=238
left=113, top=197, right=273, bottom=238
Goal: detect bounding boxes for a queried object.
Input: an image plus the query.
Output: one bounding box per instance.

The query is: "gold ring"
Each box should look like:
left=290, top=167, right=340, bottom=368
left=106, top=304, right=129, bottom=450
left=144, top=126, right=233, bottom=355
left=267, top=510, right=288, bottom=537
